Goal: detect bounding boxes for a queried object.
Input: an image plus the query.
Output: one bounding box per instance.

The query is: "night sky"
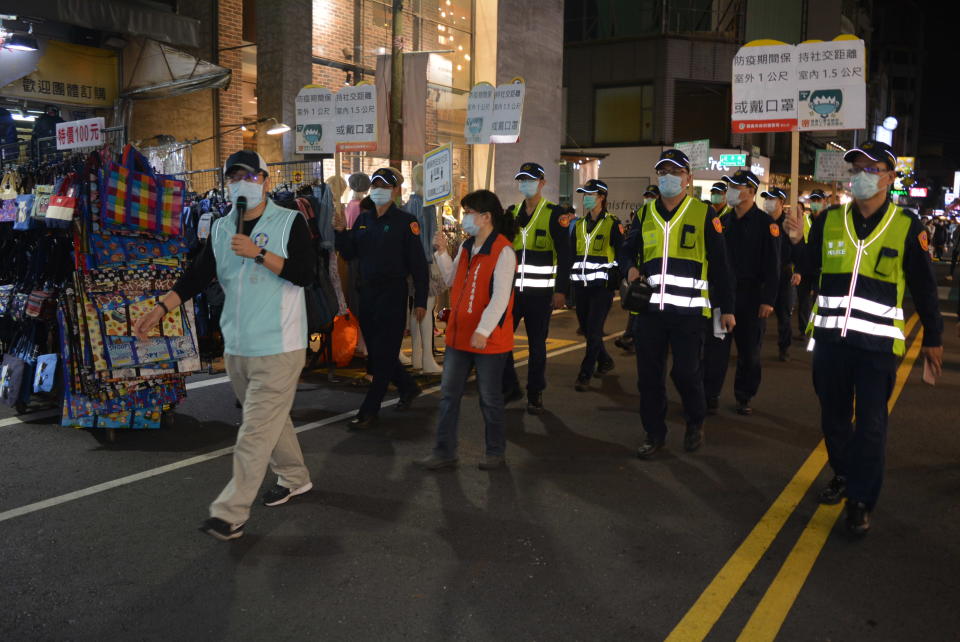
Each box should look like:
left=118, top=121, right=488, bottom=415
left=920, top=4, right=960, bottom=170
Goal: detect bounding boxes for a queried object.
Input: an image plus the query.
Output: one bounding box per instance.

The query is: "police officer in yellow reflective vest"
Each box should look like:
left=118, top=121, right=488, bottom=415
left=502, top=162, right=573, bottom=414
left=786, top=140, right=943, bottom=536
left=795, top=188, right=826, bottom=335
left=620, top=149, right=735, bottom=458
left=571, top=179, right=622, bottom=391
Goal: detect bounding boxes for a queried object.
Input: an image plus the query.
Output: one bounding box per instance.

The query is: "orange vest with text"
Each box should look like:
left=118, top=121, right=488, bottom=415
left=445, top=233, right=515, bottom=354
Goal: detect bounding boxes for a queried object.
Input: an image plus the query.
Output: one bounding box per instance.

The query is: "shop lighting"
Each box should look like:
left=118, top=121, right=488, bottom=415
left=4, top=32, right=38, bottom=51
left=11, top=111, right=35, bottom=121
left=265, top=118, right=290, bottom=135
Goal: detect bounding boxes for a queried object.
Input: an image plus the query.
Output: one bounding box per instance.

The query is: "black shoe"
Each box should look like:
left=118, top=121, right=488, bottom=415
left=347, top=413, right=378, bottom=430
left=684, top=425, right=703, bottom=452
left=706, top=396, right=719, bottom=415
left=262, top=481, right=314, bottom=507
left=778, top=349, right=790, bottom=362
left=595, top=358, right=615, bottom=377
left=845, top=500, right=871, bottom=536
left=504, top=386, right=524, bottom=404
left=526, top=391, right=545, bottom=415
left=200, top=517, right=244, bottom=541
left=817, top=475, right=847, bottom=505
left=736, top=399, right=753, bottom=416
left=636, top=437, right=665, bottom=459
left=614, top=336, right=635, bottom=353
left=574, top=376, right=590, bottom=392
left=396, top=385, right=422, bottom=411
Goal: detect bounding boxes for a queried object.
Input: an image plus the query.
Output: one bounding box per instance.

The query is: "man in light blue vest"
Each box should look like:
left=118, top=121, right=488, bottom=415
left=135, top=150, right=317, bottom=541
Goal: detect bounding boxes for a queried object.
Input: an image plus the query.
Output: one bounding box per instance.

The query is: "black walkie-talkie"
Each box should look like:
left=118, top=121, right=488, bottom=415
left=235, top=196, right=247, bottom=235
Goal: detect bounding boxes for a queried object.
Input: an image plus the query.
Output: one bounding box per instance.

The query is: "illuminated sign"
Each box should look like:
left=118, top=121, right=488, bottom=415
left=909, top=187, right=928, bottom=198
left=718, top=153, right=747, bottom=166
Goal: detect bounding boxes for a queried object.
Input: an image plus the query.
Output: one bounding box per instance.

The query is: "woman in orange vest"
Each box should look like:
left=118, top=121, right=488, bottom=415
left=415, top=190, right=517, bottom=471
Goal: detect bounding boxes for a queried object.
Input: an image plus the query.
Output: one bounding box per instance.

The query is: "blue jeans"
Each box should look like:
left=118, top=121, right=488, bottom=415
left=434, top=346, right=508, bottom=459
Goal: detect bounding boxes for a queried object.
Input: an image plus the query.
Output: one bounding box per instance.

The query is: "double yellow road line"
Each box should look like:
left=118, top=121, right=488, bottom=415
left=666, top=314, right=924, bottom=642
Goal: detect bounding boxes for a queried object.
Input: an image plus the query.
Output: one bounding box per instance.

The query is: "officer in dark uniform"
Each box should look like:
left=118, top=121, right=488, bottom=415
left=334, top=167, right=429, bottom=428
left=615, top=185, right=661, bottom=354
left=796, top=189, right=826, bottom=337
left=709, top=181, right=733, bottom=223
left=502, top=162, right=573, bottom=414
left=702, top=169, right=780, bottom=416
left=620, top=149, right=735, bottom=458
left=761, top=186, right=801, bottom=361
left=785, top=140, right=943, bottom=535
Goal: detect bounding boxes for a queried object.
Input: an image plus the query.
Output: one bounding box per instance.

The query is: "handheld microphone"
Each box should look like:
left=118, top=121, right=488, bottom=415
left=235, top=196, right=247, bottom=234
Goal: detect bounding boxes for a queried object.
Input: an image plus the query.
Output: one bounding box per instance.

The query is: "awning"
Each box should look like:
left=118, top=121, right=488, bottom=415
left=122, top=38, right=231, bottom=100
left=5, top=0, right=200, bottom=48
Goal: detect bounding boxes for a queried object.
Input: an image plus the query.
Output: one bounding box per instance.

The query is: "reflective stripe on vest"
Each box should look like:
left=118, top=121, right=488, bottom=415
left=571, top=214, right=616, bottom=283
left=640, top=196, right=712, bottom=316
left=512, top=198, right=556, bottom=291
left=808, top=202, right=910, bottom=355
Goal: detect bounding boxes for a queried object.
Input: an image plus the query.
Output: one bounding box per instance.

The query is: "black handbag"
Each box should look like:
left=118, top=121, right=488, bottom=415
left=304, top=283, right=336, bottom=334
left=620, top=277, right=653, bottom=313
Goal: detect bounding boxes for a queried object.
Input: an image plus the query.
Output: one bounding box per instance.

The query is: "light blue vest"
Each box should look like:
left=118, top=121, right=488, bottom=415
left=211, top=199, right=307, bottom=357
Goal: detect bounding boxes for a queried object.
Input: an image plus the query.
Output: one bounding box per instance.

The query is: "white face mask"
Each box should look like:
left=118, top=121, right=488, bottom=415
left=518, top=180, right=539, bottom=198
left=851, top=172, right=882, bottom=200
left=726, top=187, right=742, bottom=207
left=763, top=199, right=780, bottom=214
left=228, top=180, right=265, bottom=210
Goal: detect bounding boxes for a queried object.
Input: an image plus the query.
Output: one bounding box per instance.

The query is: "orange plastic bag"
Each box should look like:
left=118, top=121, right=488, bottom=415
left=331, top=312, right=359, bottom=367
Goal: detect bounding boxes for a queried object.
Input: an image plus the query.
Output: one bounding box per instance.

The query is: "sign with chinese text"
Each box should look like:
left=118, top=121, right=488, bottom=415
left=489, top=79, right=525, bottom=144
left=295, top=86, right=335, bottom=154
left=814, top=149, right=847, bottom=182
left=909, top=187, right=928, bottom=198
left=731, top=42, right=797, bottom=133
left=423, top=143, right=453, bottom=206
left=718, top=153, right=748, bottom=167
left=797, top=38, right=866, bottom=131
left=334, top=83, right=377, bottom=152
left=464, top=82, right=494, bottom=144
left=675, top=139, right=710, bottom=170
left=0, top=40, right=117, bottom=107
left=894, top=156, right=915, bottom=190
left=55, top=117, right=105, bottom=150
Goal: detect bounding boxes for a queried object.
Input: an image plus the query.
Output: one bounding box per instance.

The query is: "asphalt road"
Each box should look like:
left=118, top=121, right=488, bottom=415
left=1, top=265, right=958, bottom=641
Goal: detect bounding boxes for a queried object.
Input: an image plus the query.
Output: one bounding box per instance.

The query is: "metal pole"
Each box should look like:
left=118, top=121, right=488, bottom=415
left=389, top=0, right=404, bottom=168
left=485, top=144, right=494, bottom=190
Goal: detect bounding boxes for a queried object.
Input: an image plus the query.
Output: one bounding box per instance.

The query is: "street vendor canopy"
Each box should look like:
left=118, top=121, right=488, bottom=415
left=122, top=38, right=231, bottom=100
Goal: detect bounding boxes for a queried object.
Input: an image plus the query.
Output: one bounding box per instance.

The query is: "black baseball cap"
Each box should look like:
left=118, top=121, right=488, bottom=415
left=710, top=181, right=727, bottom=193
left=643, top=185, right=660, bottom=198
left=722, top=169, right=760, bottom=189
left=515, top=162, right=546, bottom=180
left=371, top=167, right=400, bottom=187
left=576, top=179, right=608, bottom=194
left=761, top=187, right=787, bottom=200
left=224, top=150, right=268, bottom=176
left=655, top=148, right=690, bottom=170
left=843, top=140, right=896, bottom=170
left=809, top=189, right=826, bottom=200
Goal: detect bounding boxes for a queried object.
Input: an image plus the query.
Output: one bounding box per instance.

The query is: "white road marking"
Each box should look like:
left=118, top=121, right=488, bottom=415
left=0, top=334, right=624, bottom=524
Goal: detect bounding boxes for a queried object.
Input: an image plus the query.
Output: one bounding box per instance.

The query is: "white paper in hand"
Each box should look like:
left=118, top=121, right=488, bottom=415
left=712, top=308, right=726, bottom=339
left=922, top=357, right=937, bottom=386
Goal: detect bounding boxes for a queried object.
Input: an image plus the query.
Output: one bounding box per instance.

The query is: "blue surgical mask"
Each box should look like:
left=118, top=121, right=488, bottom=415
left=461, top=213, right=479, bottom=236
left=726, top=187, right=742, bottom=207
left=851, top=172, right=881, bottom=200
left=810, top=201, right=823, bottom=212
left=228, top=179, right=265, bottom=210
left=518, top=180, right=539, bottom=198
left=658, top=174, right=684, bottom=198
left=583, top=195, right=597, bottom=210
left=370, top=187, right=394, bottom=206
left=710, top=193, right=724, bottom=205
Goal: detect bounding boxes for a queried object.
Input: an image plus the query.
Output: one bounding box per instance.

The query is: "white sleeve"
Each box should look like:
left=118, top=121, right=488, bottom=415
left=435, top=247, right=460, bottom=288
left=474, top=247, right=517, bottom=338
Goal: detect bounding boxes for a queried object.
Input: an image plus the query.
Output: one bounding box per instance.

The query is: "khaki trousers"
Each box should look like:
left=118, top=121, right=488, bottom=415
left=210, top=349, right=310, bottom=524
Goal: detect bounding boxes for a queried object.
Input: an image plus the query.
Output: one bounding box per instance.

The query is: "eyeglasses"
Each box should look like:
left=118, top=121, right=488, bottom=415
left=847, top=166, right=889, bottom=176
left=656, top=168, right=688, bottom=177
left=226, top=171, right=265, bottom=184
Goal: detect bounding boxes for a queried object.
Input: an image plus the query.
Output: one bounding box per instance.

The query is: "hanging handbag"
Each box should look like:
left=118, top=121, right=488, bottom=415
left=13, top=194, right=35, bottom=230
left=25, top=289, right=57, bottom=320
left=0, top=171, right=18, bottom=200
left=103, top=144, right=184, bottom=235
left=33, top=353, right=58, bottom=393
left=620, top=277, right=653, bottom=313
left=0, top=354, right=26, bottom=408
left=0, top=197, right=16, bottom=222
left=45, top=174, right=78, bottom=229
left=30, top=184, right=54, bottom=220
